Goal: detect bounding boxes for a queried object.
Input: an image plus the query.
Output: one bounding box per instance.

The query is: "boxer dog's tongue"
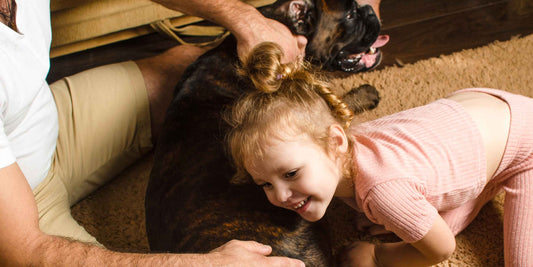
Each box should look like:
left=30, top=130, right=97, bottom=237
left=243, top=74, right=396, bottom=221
left=349, top=35, right=390, bottom=68
left=371, top=35, right=390, bottom=50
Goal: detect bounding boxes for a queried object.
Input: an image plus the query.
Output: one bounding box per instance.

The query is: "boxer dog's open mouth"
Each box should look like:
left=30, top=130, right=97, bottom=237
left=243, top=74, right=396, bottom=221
left=300, top=1, right=389, bottom=73
left=336, top=34, right=390, bottom=72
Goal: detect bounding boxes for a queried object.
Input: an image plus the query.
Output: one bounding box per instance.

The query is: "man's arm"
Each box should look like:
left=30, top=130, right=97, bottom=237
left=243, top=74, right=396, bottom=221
left=0, top=163, right=304, bottom=266
left=151, top=0, right=307, bottom=63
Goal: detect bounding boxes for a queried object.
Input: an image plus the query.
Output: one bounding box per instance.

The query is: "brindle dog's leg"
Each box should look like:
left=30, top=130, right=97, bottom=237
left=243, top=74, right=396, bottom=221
left=342, top=84, right=380, bottom=114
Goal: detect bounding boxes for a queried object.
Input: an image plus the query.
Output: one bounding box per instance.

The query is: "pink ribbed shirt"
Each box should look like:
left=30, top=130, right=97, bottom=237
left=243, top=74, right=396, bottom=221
left=349, top=98, right=487, bottom=243
left=345, top=88, right=533, bottom=265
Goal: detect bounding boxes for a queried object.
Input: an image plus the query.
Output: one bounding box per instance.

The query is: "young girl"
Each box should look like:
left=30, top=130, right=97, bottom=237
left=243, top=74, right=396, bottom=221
left=226, top=42, right=533, bottom=266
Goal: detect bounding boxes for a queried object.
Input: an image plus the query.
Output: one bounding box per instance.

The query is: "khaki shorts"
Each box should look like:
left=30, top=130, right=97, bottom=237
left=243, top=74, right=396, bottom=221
left=32, top=61, right=153, bottom=245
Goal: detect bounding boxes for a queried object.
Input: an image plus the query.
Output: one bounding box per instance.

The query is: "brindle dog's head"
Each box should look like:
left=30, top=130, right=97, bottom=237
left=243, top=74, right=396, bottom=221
left=262, top=0, right=389, bottom=72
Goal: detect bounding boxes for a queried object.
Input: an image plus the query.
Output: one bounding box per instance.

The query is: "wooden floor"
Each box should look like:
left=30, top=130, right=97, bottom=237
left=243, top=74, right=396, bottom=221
left=378, top=0, right=533, bottom=67
left=47, top=0, right=533, bottom=83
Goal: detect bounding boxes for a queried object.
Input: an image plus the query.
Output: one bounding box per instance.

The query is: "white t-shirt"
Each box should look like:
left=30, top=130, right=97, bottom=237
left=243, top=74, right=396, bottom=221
left=0, top=0, right=58, bottom=189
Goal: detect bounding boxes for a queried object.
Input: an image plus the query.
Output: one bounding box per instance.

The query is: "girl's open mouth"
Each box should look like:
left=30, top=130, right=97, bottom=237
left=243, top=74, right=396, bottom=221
left=293, top=197, right=311, bottom=213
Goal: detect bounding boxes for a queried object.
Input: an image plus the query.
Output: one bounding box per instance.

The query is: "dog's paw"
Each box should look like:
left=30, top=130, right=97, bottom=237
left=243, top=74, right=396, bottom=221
left=342, top=84, right=380, bottom=114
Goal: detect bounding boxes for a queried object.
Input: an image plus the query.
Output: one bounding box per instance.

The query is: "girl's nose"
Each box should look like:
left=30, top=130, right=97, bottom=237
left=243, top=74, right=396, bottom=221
left=275, top=186, right=292, bottom=203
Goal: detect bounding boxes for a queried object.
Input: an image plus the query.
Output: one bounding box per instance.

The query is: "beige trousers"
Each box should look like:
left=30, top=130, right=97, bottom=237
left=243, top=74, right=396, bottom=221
left=32, top=61, right=153, bottom=245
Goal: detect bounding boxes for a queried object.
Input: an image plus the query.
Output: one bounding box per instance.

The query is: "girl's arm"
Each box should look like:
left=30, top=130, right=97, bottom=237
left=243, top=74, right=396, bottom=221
left=375, top=215, right=456, bottom=267
left=343, top=215, right=455, bottom=267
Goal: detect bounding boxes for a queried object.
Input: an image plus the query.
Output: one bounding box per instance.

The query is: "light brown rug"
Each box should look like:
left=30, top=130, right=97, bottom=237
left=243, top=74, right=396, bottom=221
left=72, top=33, right=533, bottom=266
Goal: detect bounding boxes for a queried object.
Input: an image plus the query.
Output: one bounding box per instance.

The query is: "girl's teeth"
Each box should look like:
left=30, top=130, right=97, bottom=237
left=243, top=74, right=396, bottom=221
left=294, top=198, right=307, bottom=209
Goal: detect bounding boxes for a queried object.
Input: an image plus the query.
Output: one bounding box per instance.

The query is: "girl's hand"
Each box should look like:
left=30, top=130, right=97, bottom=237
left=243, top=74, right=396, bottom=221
left=339, top=241, right=379, bottom=267
left=355, top=212, right=391, bottom=236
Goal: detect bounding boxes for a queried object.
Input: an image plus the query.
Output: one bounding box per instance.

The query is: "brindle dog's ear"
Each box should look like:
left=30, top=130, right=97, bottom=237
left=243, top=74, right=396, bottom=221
left=342, top=84, right=380, bottom=114
left=262, top=0, right=316, bottom=36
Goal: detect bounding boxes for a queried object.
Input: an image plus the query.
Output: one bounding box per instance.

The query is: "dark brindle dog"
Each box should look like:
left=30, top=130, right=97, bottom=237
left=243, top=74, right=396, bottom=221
left=145, top=0, right=387, bottom=265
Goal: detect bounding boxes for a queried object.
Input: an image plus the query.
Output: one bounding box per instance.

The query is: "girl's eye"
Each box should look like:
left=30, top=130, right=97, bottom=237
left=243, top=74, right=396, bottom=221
left=260, top=182, right=273, bottom=190
left=284, top=169, right=298, bottom=179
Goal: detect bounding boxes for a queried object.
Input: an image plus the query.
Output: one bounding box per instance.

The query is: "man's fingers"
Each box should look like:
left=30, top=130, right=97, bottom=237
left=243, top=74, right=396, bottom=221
left=240, top=241, right=305, bottom=267
left=212, top=240, right=305, bottom=267
left=296, top=35, right=308, bottom=51
left=243, top=240, right=272, bottom=255
left=280, top=35, right=307, bottom=64
left=227, top=240, right=272, bottom=255
left=268, top=256, right=306, bottom=267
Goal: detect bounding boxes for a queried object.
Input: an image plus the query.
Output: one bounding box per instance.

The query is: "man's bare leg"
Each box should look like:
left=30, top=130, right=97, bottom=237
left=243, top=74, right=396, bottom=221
left=135, top=45, right=209, bottom=142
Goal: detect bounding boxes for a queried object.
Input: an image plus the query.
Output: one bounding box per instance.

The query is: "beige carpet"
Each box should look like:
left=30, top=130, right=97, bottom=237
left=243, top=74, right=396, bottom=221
left=72, top=34, right=533, bottom=266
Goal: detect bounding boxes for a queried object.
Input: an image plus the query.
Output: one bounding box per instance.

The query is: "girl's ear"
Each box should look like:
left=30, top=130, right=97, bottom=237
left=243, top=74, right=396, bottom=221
left=328, top=124, right=349, bottom=154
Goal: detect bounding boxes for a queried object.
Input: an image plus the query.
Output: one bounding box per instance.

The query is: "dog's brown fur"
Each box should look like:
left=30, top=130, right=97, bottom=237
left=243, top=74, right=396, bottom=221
left=145, top=0, right=382, bottom=265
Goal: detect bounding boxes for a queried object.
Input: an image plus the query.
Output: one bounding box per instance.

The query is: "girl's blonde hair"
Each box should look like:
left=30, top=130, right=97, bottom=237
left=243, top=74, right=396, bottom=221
left=226, top=42, right=354, bottom=183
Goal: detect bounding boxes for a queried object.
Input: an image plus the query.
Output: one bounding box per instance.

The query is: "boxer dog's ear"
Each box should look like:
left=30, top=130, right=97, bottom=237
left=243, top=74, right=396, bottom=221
left=278, top=0, right=308, bottom=33
left=264, top=0, right=315, bottom=36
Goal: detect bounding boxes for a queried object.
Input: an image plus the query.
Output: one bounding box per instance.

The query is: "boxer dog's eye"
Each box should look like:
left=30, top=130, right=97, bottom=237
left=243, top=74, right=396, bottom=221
left=346, top=10, right=356, bottom=21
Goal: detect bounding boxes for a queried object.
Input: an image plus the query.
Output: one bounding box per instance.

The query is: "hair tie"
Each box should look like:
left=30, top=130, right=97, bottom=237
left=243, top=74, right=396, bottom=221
left=276, top=73, right=284, bottom=80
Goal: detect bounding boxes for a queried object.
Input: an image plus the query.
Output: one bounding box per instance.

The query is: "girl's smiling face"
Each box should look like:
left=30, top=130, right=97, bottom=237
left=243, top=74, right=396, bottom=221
left=245, top=132, right=348, bottom=222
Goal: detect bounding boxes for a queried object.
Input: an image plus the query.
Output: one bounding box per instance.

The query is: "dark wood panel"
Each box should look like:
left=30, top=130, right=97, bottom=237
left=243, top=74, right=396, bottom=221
left=47, top=0, right=533, bottom=83
left=378, top=0, right=533, bottom=67
left=380, top=0, right=507, bottom=29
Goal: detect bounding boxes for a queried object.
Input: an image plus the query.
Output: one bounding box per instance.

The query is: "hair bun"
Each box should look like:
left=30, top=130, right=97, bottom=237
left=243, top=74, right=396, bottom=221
left=238, top=42, right=354, bottom=129
left=239, top=42, right=292, bottom=93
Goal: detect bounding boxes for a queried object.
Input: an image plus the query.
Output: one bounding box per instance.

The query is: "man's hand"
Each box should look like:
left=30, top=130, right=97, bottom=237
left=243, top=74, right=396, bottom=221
left=234, top=17, right=307, bottom=64
left=152, top=0, right=307, bottom=64
left=209, top=239, right=305, bottom=267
